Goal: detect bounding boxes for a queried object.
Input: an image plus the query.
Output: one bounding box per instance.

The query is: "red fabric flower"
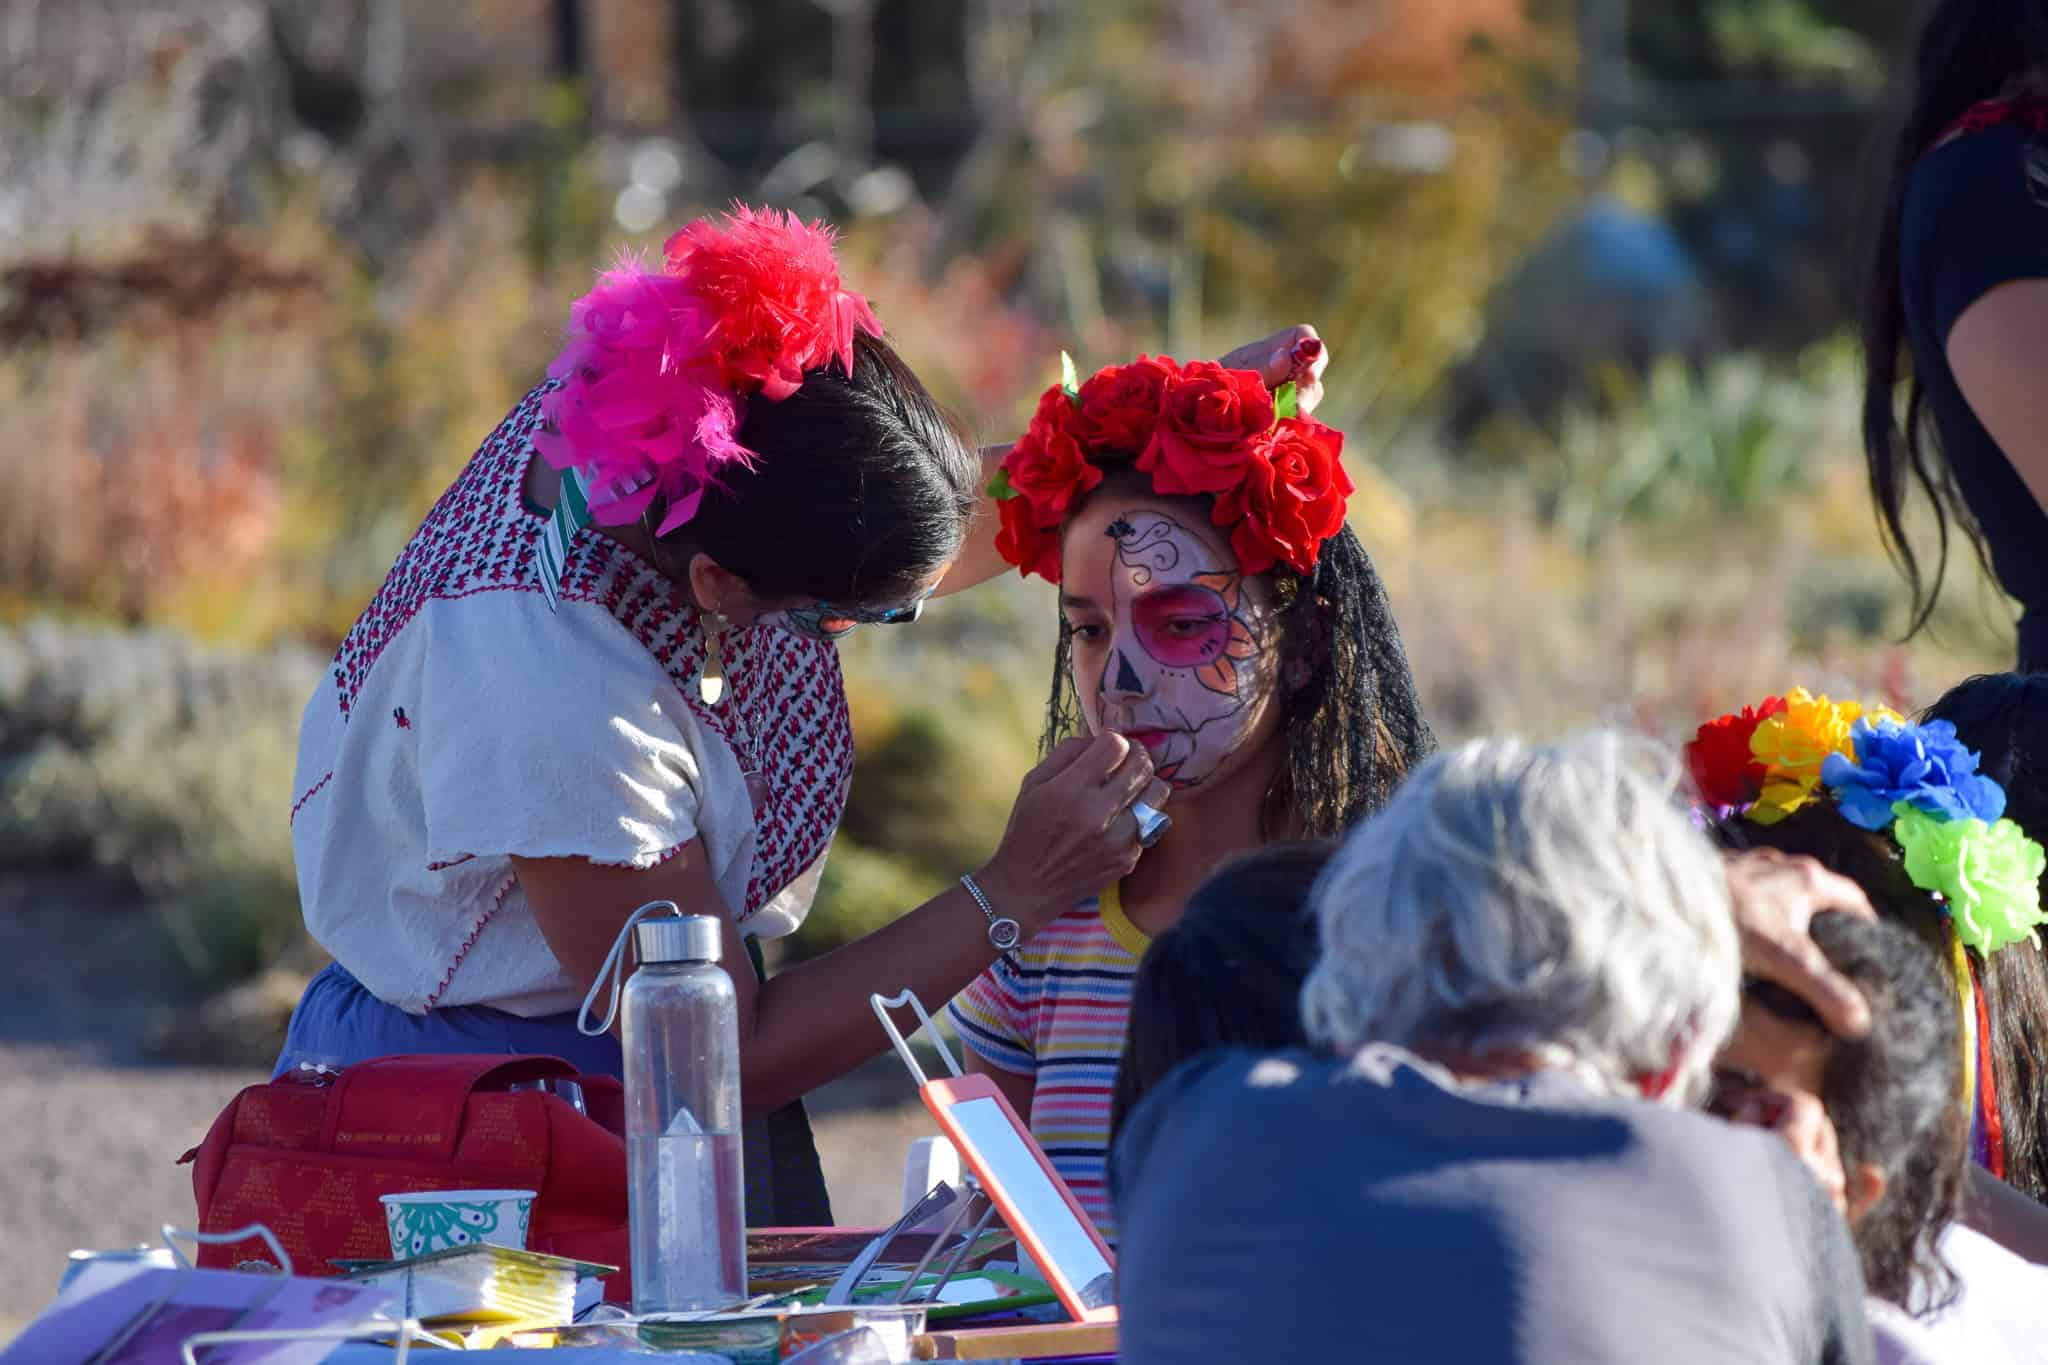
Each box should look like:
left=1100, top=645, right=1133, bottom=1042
left=1213, top=417, right=1353, bottom=575
left=1685, top=696, right=1790, bottom=808
left=1076, top=355, right=1180, bottom=456
left=664, top=204, right=881, bottom=400
left=1138, top=361, right=1277, bottom=496
left=1004, top=387, right=1102, bottom=527
left=995, top=493, right=1063, bottom=582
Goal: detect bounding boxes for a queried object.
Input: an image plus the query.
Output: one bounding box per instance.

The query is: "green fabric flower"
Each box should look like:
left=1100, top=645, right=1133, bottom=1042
left=1893, top=805, right=2048, bottom=954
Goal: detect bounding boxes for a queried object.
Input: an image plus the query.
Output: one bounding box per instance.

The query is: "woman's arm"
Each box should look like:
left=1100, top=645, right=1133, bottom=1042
left=516, top=848, right=1039, bottom=1117
left=965, top=1048, right=1037, bottom=1120
left=514, top=732, right=1166, bottom=1118
left=936, top=326, right=1330, bottom=598
left=1948, top=280, right=2048, bottom=515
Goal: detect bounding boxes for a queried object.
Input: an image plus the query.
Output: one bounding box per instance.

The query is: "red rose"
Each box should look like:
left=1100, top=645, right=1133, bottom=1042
left=1005, top=386, right=1102, bottom=526
left=1214, top=417, right=1353, bottom=575
left=1138, top=361, right=1277, bottom=496
left=1076, top=355, right=1179, bottom=455
left=995, top=492, right=1063, bottom=582
left=1684, top=697, right=1789, bottom=808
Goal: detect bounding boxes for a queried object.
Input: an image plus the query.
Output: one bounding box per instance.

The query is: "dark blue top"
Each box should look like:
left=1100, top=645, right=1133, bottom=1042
left=1110, top=1046, right=1871, bottom=1365
left=1900, top=125, right=2048, bottom=668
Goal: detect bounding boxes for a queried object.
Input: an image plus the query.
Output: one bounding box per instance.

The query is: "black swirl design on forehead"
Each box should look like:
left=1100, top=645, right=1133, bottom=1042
left=1113, top=513, right=1190, bottom=588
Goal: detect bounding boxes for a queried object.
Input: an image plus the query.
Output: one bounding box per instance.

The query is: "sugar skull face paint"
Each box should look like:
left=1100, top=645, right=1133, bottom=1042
left=1061, top=503, right=1280, bottom=790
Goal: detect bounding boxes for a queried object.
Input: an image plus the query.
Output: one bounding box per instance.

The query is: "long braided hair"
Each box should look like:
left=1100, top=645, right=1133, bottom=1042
left=1041, top=475, right=1434, bottom=838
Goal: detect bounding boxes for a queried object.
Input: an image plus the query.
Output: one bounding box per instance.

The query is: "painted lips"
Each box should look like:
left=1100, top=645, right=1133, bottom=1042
left=1116, top=729, right=1186, bottom=785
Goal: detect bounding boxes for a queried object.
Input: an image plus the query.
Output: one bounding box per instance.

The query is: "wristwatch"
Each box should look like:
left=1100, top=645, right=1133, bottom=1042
left=959, top=873, right=1022, bottom=953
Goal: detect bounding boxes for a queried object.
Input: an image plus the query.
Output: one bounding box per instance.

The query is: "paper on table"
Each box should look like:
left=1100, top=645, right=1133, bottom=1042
left=0, top=1258, right=396, bottom=1365
left=324, top=1348, right=716, bottom=1364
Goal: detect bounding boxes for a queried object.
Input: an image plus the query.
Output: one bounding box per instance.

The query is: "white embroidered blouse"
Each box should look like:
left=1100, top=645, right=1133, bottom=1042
left=289, top=384, right=855, bottom=1016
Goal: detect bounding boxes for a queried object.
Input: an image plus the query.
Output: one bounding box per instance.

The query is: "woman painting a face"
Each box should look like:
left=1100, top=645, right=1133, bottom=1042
left=948, top=357, right=1434, bottom=1234
left=274, top=205, right=1323, bottom=1228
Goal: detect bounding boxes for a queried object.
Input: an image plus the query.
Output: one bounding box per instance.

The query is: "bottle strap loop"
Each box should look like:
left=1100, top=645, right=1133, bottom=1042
left=577, top=900, right=683, bottom=1037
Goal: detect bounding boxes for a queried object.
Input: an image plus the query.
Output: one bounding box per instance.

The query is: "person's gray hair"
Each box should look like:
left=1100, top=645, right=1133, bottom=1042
left=1301, top=729, right=1739, bottom=1105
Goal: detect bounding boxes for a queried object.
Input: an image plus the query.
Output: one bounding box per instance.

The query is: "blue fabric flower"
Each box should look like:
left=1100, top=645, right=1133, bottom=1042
left=1820, top=718, right=2007, bottom=831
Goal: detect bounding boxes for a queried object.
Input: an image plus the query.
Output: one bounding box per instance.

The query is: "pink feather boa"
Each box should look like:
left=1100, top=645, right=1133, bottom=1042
left=535, top=205, right=882, bottom=534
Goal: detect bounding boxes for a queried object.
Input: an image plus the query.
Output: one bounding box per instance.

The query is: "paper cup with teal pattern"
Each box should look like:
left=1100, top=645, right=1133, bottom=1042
left=382, top=1189, right=535, bottom=1258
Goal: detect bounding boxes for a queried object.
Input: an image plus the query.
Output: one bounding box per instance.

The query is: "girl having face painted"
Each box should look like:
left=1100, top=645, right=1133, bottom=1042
left=947, top=355, right=1434, bottom=1235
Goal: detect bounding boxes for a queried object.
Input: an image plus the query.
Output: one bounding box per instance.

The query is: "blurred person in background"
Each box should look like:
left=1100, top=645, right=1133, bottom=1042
left=277, top=204, right=1320, bottom=1225
left=1112, top=731, right=1870, bottom=1365
left=1861, top=0, right=2048, bottom=667
left=946, top=352, right=1434, bottom=1237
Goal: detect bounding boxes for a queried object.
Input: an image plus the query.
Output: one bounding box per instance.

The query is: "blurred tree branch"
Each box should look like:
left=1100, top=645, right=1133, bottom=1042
left=923, top=0, right=1058, bottom=278
left=0, top=232, right=323, bottom=347
left=812, top=0, right=878, bottom=193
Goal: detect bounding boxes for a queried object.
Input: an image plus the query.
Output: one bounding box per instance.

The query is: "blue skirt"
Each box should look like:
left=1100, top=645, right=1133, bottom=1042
left=273, top=962, right=625, bottom=1079
left=274, top=962, right=833, bottom=1227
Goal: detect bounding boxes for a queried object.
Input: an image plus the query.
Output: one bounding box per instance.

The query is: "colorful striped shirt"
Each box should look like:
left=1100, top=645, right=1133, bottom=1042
left=946, top=885, right=1150, bottom=1241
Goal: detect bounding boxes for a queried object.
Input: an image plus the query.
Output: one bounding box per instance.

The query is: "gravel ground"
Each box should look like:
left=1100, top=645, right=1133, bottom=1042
left=0, top=882, right=941, bottom=1343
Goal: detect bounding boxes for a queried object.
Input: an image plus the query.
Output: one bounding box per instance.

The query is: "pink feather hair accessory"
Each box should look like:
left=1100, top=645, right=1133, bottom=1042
left=535, top=204, right=882, bottom=534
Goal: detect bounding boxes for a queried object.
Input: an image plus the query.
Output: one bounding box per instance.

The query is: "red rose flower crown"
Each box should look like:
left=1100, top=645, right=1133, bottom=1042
left=989, top=353, right=1354, bottom=583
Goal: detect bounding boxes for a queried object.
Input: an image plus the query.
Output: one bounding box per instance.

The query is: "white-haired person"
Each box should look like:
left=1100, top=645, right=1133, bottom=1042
left=1110, top=731, right=1874, bottom=1365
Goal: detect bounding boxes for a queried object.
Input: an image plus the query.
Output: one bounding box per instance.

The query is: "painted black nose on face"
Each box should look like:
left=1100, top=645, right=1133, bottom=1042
left=1112, top=648, right=1143, bottom=695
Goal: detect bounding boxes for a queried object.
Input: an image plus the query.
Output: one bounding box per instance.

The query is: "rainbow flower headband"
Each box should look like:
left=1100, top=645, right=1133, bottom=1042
left=1686, top=689, right=2048, bottom=955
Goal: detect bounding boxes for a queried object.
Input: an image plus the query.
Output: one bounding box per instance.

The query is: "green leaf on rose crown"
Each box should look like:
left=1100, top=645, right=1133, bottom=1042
left=1273, top=380, right=1298, bottom=421
left=1060, top=351, right=1081, bottom=404
left=987, top=465, right=1018, bottom=501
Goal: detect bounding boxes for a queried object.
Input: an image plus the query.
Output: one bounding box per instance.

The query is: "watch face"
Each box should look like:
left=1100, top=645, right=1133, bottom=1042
left=988, top=917, right=1022, bottom=951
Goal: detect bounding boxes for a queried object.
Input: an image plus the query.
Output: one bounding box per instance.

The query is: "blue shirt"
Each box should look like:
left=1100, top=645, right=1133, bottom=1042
left=1111, top=1046, right=1871, bottom=1365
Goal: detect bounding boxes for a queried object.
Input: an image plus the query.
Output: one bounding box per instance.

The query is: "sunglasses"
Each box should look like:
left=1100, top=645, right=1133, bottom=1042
left=771, top=586, right=935, bottom=641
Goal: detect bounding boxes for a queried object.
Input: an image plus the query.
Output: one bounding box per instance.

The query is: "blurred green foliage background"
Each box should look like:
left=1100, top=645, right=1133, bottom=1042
left=0, top=0, right=2015, bottom=1025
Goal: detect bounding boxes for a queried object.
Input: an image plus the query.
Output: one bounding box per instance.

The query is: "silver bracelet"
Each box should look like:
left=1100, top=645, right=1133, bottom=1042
left=960, top=873, right=1022, bottom=953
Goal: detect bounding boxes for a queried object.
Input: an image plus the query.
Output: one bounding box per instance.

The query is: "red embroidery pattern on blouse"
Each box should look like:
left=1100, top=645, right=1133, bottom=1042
left=324, top=381, right=854, bottom=918
left=290, top=771, right=334, bottom=826
left=424, top=872, right=515, bottom=1010
left=592, top=839, right=693, bottom=871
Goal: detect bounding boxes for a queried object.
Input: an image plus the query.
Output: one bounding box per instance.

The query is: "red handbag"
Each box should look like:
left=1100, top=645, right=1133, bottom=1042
left=180, top=1054, right=635, bottom=1302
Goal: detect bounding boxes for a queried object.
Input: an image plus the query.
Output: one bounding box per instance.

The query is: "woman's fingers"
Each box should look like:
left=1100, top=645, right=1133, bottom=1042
left=1743, top=926, right=1872, bottom=1040
left=1095, top=744, right=1158, bottom=828
left=1722, top=849, right=1874, bottom=1038
left=1217, top=325, right=1329, bottom=416
left=1022, top=735, right=1099, bottom=789
left=990, top=732, right=1163, bottom=920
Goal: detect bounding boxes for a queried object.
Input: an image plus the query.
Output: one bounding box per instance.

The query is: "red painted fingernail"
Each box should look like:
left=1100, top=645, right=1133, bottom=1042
left=1294, top=338, right=1323, bottom=361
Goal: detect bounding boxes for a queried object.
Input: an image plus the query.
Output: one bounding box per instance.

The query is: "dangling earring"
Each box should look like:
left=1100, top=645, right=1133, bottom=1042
left=701, top=612, right=728, bottom=706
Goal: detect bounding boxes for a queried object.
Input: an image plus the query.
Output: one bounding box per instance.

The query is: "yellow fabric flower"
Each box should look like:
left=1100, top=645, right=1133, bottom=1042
left=1748, top=689, right=1902, bottom=824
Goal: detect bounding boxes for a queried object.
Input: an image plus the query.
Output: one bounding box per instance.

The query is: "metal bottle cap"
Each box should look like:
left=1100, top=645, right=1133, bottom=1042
left=634, top=913, right=722, bottom=965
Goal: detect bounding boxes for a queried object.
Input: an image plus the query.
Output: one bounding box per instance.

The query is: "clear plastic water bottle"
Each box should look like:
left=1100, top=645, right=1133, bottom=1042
left=620, top=911, right=745, bottom=1315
